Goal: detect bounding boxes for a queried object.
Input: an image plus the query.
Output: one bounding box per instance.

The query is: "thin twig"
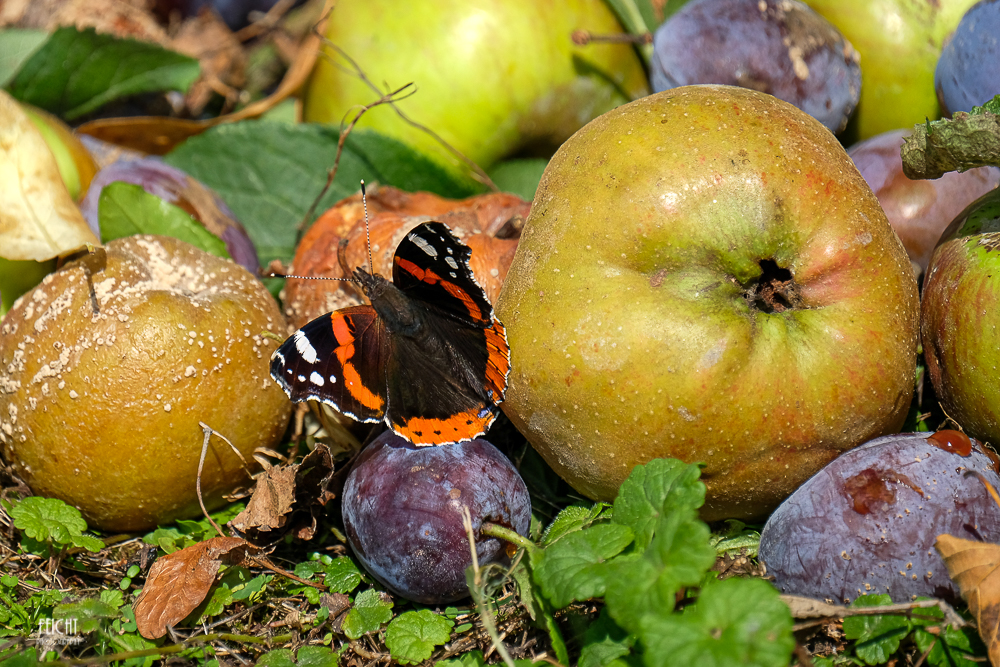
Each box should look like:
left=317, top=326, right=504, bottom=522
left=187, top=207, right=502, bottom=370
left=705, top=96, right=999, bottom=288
left=463, top=507, right=516, bottom=667
left=316, top=40, right=500, bottom=191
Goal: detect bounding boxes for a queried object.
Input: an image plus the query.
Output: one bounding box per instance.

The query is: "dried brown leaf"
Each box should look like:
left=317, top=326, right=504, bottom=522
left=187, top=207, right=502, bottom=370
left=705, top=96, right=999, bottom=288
left=75, top=0, right=334, bottom=154
left=0, top=91, right=99, bottom=260
left=133, top=535, right=253, bottom=639
left=229, top=444, right=335, bottom=543
left=231, top=465, right=297, bottom=534
left=936, top=533, right=1000, bottom=665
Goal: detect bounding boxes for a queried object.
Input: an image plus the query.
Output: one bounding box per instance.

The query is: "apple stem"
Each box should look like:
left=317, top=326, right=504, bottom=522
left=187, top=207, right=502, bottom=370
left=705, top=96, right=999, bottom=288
left=481, top=522, right=536, bottom=553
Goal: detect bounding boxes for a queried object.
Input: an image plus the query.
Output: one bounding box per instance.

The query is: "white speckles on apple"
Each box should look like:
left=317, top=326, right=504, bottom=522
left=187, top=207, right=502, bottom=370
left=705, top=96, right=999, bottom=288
left=164, top=404, right=172, bottom=412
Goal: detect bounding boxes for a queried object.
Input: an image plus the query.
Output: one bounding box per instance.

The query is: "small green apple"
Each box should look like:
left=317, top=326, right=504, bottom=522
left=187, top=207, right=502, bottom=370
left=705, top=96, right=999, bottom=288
left=803, top=0, right=979, bottom=141
left=304, top=0, right=649, bottom=184
left=497, top=85, right=920, bottom=521
left=922, top=188, right=1000, bottom=446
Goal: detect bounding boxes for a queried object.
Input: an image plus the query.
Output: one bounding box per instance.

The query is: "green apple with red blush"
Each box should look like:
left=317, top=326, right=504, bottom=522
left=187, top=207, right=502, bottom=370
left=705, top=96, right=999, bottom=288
left=497, top=85, right=921, bottom=521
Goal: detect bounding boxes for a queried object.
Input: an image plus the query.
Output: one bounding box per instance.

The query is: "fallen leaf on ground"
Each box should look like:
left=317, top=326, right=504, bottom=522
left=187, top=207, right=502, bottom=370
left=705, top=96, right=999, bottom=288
left=0, top=90, right=99, bottom=260
left=229, top=443, right=335, bottom=542
left=134, top=535, right=258, bottom=639
left=936, top=533, right=1000, bottom=665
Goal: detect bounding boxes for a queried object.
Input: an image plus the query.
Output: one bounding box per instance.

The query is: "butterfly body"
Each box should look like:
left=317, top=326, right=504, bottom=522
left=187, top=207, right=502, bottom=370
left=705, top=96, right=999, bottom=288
left=270, top=222, right=510, bottom=446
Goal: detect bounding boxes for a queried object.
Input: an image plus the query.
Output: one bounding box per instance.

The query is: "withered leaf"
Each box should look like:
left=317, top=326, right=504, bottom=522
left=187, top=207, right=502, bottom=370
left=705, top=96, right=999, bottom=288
left=229, top=444, right=335, bottom=543
left=936, top=533, right=1000, bottom=665
left=0, top=90, right=99, bottom=260
left=134, top=536, right=254, bottom=639
left=231, top=464, right=298, bottom=535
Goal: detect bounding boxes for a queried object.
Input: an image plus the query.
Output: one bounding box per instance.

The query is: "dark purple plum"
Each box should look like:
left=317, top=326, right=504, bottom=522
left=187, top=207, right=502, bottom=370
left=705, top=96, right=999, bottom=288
left=759, top=431, right=1000, bottom=604
left=935, top=0, right=1000, bottom=116
left=341, top=433, right=531, bottom=604
left=849, top=129, right=1000, bottom=278
left=649, top=0, right=861, bottom=132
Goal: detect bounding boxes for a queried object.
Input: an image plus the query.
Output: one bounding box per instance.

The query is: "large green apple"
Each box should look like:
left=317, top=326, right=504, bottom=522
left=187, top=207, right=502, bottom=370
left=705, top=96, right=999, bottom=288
left=303, top=0, right=649, bottom=185
left=922, top=189, right=1000, bottom=446
left=803, top=0, right=978, bottom=141
left=497, top=85, right=921, bottom=521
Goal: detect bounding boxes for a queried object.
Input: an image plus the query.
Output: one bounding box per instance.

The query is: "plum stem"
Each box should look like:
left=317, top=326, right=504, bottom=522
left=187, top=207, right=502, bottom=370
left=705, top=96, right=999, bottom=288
left=481, top=522, right=536, bottom=553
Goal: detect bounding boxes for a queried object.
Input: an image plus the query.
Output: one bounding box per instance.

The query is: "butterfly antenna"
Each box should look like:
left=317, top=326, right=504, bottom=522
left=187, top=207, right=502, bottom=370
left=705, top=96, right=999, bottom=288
left=361, top=180, right=373, bottom=273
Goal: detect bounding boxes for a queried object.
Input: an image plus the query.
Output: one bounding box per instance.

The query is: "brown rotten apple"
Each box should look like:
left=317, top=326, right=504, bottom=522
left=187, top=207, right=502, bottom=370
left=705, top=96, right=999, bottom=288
left=0, top=236, right=291, bottom=532
left=497, top=85, right=920, bottom=521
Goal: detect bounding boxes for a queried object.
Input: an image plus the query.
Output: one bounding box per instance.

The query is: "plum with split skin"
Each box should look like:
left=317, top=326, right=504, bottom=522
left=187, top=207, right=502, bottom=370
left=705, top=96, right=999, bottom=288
left=341, top=432, right=531, bottom=604
left=758, top=430, right=1000, bottom=603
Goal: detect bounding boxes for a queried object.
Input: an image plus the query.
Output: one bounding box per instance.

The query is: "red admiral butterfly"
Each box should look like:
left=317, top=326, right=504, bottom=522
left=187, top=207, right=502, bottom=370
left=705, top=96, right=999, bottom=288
left=270, top=221, right=511, bottom=446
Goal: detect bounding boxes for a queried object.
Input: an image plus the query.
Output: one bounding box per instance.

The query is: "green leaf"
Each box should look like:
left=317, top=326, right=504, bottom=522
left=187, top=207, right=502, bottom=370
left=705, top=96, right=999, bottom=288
left=98, top=182, right=230, bottom=259
left=579, top=607, right=636, bottom=667
left=100, top=589, right=125, bottom=609
left=638, top=577, right=794, bottom=667
left=487, top=158, right=548, bottom=202
left=435, top=651, right=488, bottom=667
left=341, top=589, right=393, bottom=640
left=201, top=585, right=233, bottom=618
left=293, top=561, right=325, bottom=580
left=604, top=510, right=715, bottom=634
left=110, top=632, right=157, bottom=667
left=323, top=557, right=364, bottom=594
left=257, top=649, right=296, bottom=667
left=843, top=595, right=911, bottom=666
left=163, top=122, right=478, bottom=267
left=533, top=523, right=633, bottom=609
left=53, top=598, right=118, bottom=633
left=8, top=497, right=101, bottom=550
left=612, top=459, right=705, bottom=551
left=230, top=574, right=270, bottom=602
left=295, top=646, right=342, bottom=667
left=0, top=647, right=38, bottom=667
left=0, top=29, right=48, bottom=88
left=386, top=609, right=455, bottom=665
left=7, top=27, right=199, bottom=120
left=541, top=503, right=611, bottom=547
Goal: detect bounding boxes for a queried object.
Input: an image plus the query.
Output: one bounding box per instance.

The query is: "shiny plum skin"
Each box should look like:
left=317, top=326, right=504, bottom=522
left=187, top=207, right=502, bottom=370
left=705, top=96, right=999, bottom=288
left=341, top=433, right=531, bottom=604
left=650, top=0, right=861, bottom=132
left=849, top=129, right=1000, bottom=277
left=935, top=0, right=1000, bottom=116
left=759, top=432, right=1000, bottom=604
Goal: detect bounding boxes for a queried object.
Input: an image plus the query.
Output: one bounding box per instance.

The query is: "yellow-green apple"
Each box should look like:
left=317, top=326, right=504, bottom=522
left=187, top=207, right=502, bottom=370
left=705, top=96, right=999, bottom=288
left=0, top=236, right=292, bottom=531
left=303, top=0, right=649, bottom=185
left=803, top=0, right=979, bottom=141
left=497, top=85, right=920, bottom=521
left=922, top=188, right=1000, bottom=447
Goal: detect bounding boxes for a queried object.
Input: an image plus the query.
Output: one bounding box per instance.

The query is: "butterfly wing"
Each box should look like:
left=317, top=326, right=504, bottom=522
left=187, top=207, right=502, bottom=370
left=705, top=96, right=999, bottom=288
left=383, top=312, right=508, bottom=445
left=269, top=306, right=390, bottom=423
left=392, top=222, right=494, bottom=327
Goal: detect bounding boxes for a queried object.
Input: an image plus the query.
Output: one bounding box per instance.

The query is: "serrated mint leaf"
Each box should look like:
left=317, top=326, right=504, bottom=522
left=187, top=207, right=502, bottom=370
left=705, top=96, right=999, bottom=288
left=843, top=595, right=911, bottom=665
left=604, top=510, right=715, bottom=634
left=70, top=534, right=105, bottom=553
left=323, top=557, right=363, bottom=594
left=293, top=561, right=325, bottom=579
left=579, top=607, right=635, bottom=667
left=542, top=503, right=611, bottom=547
left=99, top=589, right=125, bottom=609
left=612, top=459, right=704, bottom=551
left=638, top=577, right=794, bottom=667
left=163, top=122, right=478, bottom=267
left=257, top=649, right=296, bottom=667
left=8, top=496, right=91, bottom=546
left=533, top=523, right=633, bottom=609
left=295, top=646, right=341, bottom=667
left=435, top=650, right=488, bottom=667
left=913, top=622, right=978, bottom=667
left=98, top=182, right=229, bottom=259
left=7, top=27, right=199, bottom=120
left=342, top=589, right=393, bottom=640
left=54, top=598, right=118, bottom=633
left=386, top=609, right=454, bottom=665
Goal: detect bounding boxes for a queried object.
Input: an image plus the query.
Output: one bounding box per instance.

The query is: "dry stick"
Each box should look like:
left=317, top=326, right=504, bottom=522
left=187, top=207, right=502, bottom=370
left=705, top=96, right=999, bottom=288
left=913, top=637, right=936, bottom=667
left=234, top=0, right=298, bottom=42
left=295, top=81, right=417, bottom=240
left=462, top=507, right=516, bottom=667
left=317, top=40, right=500, bottom=191
left=195, top=423, right=254, bottom=537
